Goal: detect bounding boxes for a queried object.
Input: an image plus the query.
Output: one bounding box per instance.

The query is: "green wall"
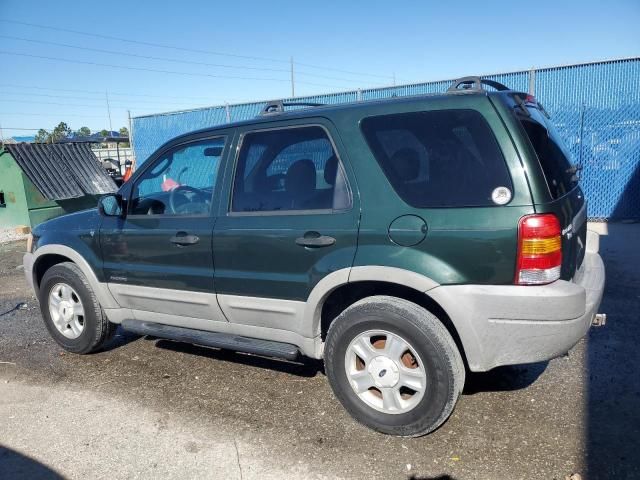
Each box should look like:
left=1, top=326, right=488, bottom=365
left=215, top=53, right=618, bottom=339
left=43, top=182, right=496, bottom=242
left=0, top=150, right=31, bottom=228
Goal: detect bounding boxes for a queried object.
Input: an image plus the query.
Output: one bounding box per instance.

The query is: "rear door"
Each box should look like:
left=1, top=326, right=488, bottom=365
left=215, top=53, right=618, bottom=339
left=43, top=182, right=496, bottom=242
left=509, top=97, right=587, bottom=278
left=212, top=120, right=360, bottom=331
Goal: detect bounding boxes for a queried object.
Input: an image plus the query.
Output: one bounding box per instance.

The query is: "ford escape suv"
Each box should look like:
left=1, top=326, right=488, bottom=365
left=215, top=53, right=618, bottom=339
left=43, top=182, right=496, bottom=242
left=24, top=77, right=605, bottom=437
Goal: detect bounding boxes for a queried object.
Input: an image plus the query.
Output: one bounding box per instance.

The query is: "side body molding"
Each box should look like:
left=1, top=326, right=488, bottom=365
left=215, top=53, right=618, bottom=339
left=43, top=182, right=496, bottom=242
left=30, top=244, right=120, bottom=309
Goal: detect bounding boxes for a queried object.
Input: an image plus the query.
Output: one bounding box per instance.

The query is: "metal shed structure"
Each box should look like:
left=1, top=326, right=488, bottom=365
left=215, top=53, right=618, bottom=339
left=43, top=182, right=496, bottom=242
left=0, top=143, right=117, bottom=229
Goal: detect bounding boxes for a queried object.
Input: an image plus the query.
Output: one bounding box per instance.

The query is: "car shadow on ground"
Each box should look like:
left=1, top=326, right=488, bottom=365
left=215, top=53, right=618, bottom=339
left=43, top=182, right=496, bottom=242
left=463, top=361, right=548, bottom=395
left=586, top=224, right=640, bottom=479
left=101, top=328, right=143, bottom=352
left=408, top=475, right=458, bottom=480
left=0, top=445, right=64, bottom=479
left=153, top=338, right=324, bottom=378
left=151, top=334, right=547, bottom=389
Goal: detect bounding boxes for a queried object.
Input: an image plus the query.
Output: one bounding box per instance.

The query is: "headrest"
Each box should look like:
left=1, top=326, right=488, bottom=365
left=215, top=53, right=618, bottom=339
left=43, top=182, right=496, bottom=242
left=390, top=148, right=420, bottom=182
left=285, top=159, right=316, bottom=196
left=324, top=155, right=339, bottom=185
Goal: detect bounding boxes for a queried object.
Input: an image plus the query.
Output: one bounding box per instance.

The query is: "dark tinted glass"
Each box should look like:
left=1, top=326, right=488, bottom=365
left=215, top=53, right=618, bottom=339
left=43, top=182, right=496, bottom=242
left=232, top=126, right=351, bottom=212
left=361, top=110, right=513, bottom=207
left=518, top=107, right=578, bottom=199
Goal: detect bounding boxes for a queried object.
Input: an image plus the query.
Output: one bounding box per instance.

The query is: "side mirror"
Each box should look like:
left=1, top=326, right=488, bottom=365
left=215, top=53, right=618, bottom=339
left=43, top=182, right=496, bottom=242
left=98, top=194, right=125, bottom=217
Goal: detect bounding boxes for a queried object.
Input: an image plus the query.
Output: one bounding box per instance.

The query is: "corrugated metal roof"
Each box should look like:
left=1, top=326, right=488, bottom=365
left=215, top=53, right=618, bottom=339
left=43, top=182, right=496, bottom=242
left=4, top=143, right=117, bottom=201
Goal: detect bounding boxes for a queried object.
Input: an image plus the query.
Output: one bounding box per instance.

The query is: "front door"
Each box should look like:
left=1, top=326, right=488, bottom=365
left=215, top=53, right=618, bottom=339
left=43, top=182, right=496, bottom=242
left=100, top=135, right=228, bottom=322
left=212, top=121, right=360, bottom=331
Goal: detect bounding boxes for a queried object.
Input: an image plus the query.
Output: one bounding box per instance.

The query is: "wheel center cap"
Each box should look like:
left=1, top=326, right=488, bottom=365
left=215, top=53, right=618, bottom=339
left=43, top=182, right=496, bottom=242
left=59, top=301, right=73, bottom=320
left=368, top=356, right=400, bottom=388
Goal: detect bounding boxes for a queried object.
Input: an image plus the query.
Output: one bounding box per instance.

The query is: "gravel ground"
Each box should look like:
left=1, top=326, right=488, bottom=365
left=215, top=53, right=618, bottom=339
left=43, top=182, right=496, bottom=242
left=0, top=228, right=29, bottom=245
left=0, top=225, right=639, bottom=479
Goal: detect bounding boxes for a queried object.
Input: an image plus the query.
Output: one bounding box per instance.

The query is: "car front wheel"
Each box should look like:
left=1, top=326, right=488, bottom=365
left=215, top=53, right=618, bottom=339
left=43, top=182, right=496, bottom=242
left=39, top=262, right=117, bottom=354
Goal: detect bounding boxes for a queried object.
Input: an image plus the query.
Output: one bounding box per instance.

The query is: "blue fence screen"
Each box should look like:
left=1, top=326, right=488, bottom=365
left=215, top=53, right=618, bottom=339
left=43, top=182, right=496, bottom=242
left=132, top=57, right=640, bottom=220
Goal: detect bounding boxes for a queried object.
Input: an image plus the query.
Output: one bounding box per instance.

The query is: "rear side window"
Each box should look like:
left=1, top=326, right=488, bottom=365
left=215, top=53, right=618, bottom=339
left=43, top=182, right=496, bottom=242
left=517, top=107, right=578, bottom=199
left=231, top=126, right=351, bottom=213
left=361, top=110, right=512, bottom=208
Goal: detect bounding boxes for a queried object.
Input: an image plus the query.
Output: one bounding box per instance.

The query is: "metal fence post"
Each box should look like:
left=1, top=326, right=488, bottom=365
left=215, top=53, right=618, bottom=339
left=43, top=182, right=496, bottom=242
left=578, top=102, right=586, bottom=166
left=528, top=67, right=536, bottom=95
left=127, top=110, right=136, bottom=170
left=225, top=103, right=231, bottom=123
left=357, top=88, right=362, bottom=101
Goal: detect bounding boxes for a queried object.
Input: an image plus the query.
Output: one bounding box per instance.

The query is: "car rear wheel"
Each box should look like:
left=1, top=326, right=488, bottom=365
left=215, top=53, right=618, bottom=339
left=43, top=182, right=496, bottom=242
left=324, top=295, right=465, bottom=437
left=39, top=262, right=117, bottom=354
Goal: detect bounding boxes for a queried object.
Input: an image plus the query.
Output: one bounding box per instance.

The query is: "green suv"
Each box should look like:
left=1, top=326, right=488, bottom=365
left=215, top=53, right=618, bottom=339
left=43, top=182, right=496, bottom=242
left=24, top=77, right=605, bottom=437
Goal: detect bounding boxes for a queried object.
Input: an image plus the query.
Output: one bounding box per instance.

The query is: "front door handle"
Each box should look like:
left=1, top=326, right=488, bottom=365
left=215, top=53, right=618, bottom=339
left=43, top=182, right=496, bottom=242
left=295, top=232, right=336, bottom=248
left=170, top=232, right=200, bottom=246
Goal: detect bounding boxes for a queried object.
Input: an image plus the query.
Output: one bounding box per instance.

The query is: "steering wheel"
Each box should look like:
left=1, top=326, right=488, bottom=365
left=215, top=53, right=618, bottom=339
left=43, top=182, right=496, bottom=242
left=169, top=185, right=209, bottom=214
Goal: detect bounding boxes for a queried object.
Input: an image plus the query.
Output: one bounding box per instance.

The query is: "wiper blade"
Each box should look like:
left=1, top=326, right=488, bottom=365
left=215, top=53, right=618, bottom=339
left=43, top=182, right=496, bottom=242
left=512, top=94, right=531, bottom=117
left=567, top=164, right=583, bottom=183
left=537, top=101, right=551, bottom=119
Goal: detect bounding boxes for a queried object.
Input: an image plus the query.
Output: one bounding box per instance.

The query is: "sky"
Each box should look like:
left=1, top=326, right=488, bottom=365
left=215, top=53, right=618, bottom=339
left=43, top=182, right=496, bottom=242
left=0, top=0, right=638, bottom=138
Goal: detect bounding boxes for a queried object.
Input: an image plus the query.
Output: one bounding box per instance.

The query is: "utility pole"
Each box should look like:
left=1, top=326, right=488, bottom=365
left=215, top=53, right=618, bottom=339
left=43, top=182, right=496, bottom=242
left=105, top=90, right=113, bottom=132
left=290, top=56, right=295, bottom=98
left=0, top=122, right=4, bottom=143
left=392, top=72, right=396, bottom=86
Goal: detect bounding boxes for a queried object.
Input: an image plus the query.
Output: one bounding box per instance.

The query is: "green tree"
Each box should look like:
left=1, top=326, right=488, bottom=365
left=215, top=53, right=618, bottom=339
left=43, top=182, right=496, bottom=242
left=118, top=126, right=130, bottom=146
left=35, top=129, right=50, bottom=143
left=49, top=122, right=72, bottom=143
left=76, top=127, right=91, bottom=137
left=100, top=129, right=110, bottom=137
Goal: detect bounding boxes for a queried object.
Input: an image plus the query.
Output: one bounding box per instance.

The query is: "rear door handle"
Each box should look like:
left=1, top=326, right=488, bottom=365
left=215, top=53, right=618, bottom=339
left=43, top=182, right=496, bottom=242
left=295, top=232, right=336, bottom=248
left=170, top=232, right=200, bottom=246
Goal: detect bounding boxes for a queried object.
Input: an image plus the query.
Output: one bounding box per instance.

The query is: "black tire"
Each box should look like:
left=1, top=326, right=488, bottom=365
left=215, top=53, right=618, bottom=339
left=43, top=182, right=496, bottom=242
left=325, top=295, right=465, bottom=437
left=39, top=262, right=117, bottom=354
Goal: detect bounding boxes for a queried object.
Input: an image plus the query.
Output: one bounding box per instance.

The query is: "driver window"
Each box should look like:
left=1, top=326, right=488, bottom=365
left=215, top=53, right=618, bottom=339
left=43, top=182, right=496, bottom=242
left=130, top=137, right=225, bottom=216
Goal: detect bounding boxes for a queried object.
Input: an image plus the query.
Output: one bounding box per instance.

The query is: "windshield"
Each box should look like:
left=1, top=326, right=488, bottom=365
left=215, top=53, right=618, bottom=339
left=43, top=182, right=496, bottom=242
left=517, top=104, right=579, bottom=200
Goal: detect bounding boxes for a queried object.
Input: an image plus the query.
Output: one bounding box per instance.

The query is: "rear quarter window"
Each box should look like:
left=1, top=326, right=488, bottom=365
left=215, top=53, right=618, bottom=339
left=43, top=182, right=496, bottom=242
left=361, top=109, right=513, bottom=208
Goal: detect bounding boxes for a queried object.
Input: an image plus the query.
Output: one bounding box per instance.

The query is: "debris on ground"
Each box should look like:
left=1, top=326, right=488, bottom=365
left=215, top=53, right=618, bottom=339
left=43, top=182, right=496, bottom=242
left=0, top=228, right=29, bottom=244
left=0, top=302, right=29, bottom=317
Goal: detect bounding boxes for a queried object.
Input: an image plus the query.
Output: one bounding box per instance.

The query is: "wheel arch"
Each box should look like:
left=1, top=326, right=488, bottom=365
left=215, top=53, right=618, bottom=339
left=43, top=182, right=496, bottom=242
left=31, top=245, right=119, bottom=309
left=304, top=267, right=468, bottom=367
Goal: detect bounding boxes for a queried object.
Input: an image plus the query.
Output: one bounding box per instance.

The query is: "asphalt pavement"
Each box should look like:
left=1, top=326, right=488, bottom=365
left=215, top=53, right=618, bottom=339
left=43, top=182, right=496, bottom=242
left=1, top=224, right=639, bottom=479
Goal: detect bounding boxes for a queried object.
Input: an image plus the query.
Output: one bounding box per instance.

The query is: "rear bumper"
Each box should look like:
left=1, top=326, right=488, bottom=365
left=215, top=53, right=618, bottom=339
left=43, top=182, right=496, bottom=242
left=429, top=233, right=605, bottom=372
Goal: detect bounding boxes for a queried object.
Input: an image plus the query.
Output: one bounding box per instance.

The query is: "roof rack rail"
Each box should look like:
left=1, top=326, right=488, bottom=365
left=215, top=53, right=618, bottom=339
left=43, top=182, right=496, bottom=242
left=446, top=76, right=511, bottom=94
left=260, top=100, right=325, bottom=116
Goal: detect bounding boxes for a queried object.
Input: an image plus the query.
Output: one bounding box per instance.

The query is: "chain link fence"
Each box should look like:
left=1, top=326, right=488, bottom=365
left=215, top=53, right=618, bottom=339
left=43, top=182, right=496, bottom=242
left=132, top=57, right=640, bottom=220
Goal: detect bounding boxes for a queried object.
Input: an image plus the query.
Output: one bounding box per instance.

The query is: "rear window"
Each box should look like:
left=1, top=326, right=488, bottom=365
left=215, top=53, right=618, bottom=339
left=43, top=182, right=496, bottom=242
left=360, top=109, right=513, bottom=208
left=516, top=106, right=578, bottom=199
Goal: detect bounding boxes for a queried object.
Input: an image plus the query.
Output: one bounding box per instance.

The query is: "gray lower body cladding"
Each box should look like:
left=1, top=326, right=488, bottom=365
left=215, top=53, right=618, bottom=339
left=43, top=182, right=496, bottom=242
left=428, top=249, right=605, bottom=371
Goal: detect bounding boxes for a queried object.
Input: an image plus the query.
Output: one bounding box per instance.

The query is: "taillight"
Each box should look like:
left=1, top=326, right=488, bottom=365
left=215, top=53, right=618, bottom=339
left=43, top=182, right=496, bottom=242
left=515, top=214, right=562, bottom=285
